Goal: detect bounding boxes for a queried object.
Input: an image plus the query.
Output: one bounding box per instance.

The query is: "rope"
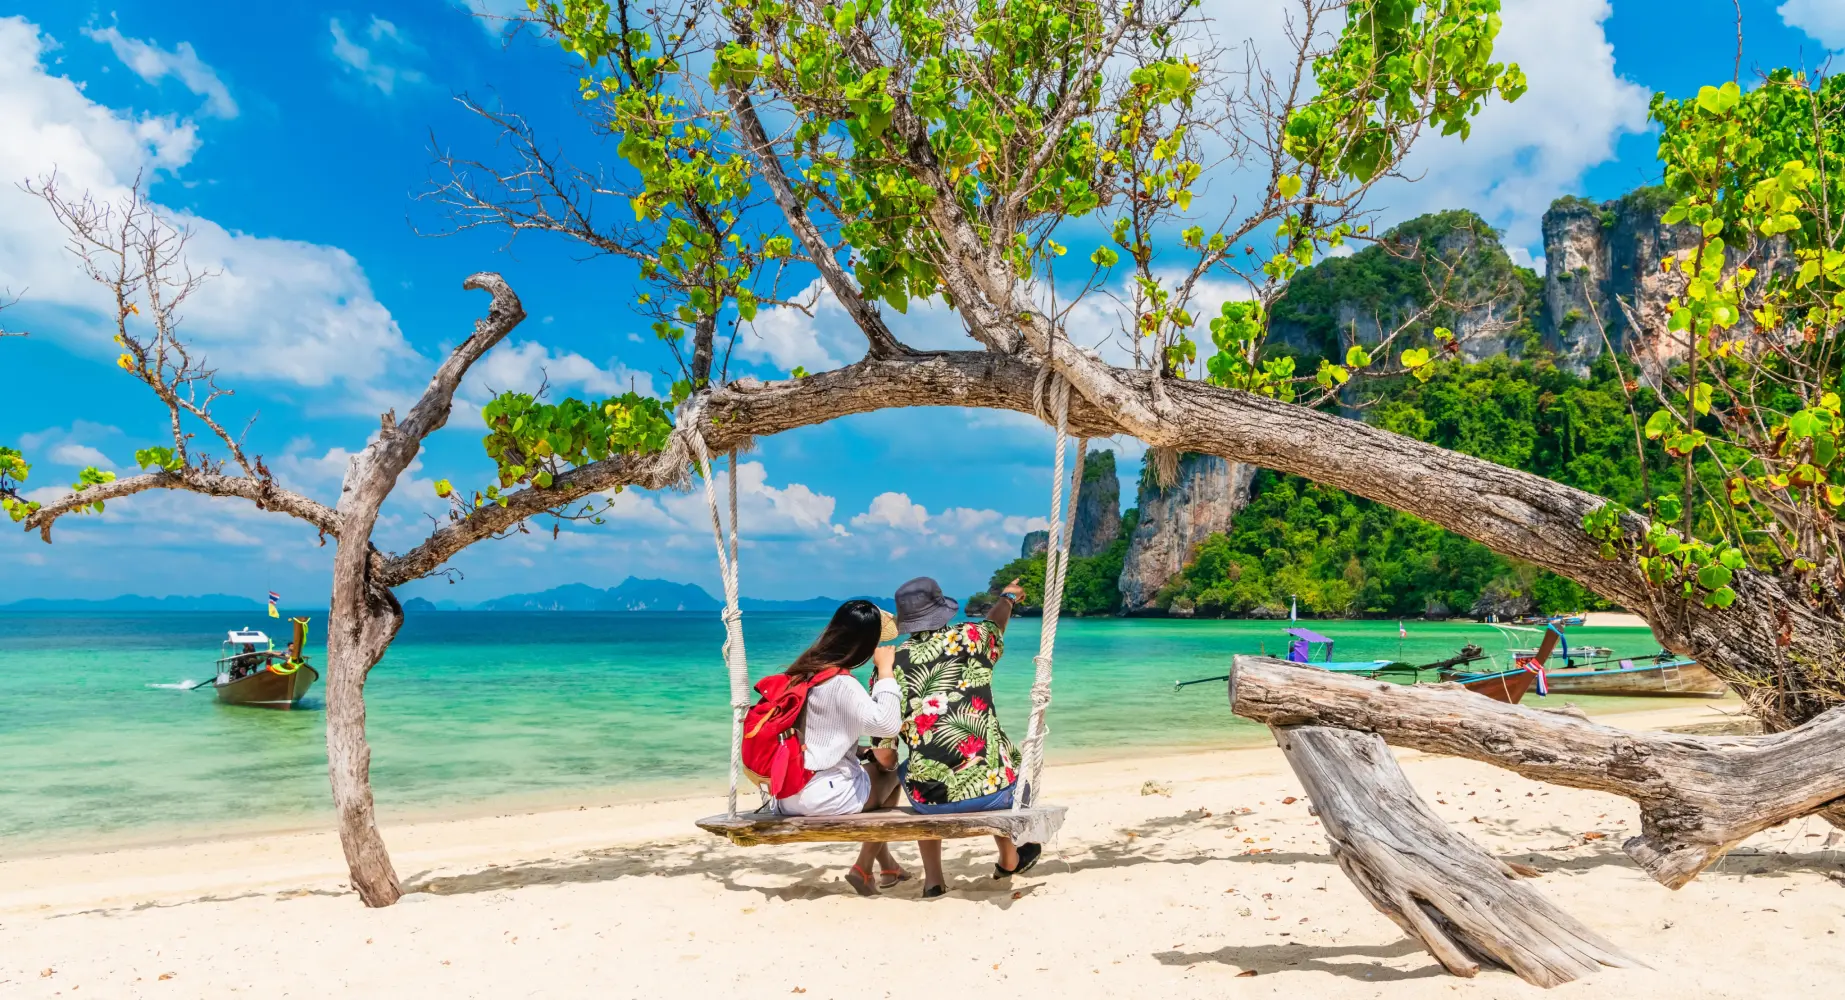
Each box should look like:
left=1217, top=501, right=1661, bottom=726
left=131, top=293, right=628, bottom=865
left=1014, top=372, right=1084, bottom=811
left=689, top=429, right=750, bottom=818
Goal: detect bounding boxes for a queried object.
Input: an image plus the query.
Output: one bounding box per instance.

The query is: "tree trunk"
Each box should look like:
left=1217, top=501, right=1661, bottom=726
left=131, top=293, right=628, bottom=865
left=1230, top=655, right=1845, bottom=887
left=324, top=560, right=405, bottom=907
left=1271, top=725, right=1645, bottom=987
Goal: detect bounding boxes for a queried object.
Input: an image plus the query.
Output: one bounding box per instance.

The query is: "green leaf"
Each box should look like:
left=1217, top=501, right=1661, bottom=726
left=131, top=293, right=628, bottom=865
left=1644, top=408, right=1675, bottom=440
left=1344, top=344, right=1372, bottom=368
left=1276, top=174, right=1303, bottom=199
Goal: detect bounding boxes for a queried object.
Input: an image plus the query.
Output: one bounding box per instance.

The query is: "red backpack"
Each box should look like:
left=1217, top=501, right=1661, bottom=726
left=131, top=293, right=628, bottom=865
left=740, top=667, right=847, bottom=799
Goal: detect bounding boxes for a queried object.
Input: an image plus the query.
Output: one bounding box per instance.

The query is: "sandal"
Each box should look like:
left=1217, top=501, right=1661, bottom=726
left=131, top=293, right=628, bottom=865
left=993, top=842, right=1043, bottom=880
left=878, top=867, right=911, bottom=889
left=921, top=883, right=947, bottom=899
left=845, top=864, right=879, bottom=896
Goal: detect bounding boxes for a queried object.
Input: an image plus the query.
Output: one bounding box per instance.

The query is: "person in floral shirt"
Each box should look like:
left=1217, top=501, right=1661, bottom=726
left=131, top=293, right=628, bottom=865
left=889, top=575, right=1041, bottom=897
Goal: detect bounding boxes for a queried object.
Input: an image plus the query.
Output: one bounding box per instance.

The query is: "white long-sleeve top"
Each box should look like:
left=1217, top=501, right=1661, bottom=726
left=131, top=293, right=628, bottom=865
left=801, top=672, right=902, bottom=771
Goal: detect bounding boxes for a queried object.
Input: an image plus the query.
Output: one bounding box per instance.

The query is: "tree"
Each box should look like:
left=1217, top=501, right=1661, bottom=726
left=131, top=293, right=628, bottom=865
left=12, top=177, right=675, bottom=907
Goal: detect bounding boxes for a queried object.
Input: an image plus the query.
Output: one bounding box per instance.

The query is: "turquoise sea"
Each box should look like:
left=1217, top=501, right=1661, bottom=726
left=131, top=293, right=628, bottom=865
left=0, top=612, right=1671, bottom=852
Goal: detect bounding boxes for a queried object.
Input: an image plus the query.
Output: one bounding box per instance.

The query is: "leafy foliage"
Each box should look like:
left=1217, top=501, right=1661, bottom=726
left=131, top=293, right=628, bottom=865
left=1582, top=69, right=1845, bottom=615
left=470, top=391, right=675, bottom=502
left=984, top=508, right=1140, bottom=617
left=1, top=446, right=38, bottom=522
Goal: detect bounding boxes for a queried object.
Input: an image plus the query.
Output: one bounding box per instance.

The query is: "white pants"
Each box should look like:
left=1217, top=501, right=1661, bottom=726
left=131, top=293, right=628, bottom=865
left=773, top=757, right=870, bottom=817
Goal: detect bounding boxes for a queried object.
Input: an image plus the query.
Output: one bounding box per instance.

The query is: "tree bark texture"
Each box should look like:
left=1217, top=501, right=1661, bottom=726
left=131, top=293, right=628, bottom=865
left=1230, top=656, right=1845, bottom=888
left=1272, top=725, right=1645, bottom=987
left=324, top=273, right=527, bottom=907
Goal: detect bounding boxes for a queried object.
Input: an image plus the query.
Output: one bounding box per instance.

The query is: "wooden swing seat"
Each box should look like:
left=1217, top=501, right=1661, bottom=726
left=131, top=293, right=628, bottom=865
left=697, top=804, right=1066, bottom=847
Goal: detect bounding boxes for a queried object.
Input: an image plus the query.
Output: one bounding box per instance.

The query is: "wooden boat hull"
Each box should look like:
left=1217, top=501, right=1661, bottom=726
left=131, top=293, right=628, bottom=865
left=1449, top=669, right=1535, bottom=704
left=215, top=664, right=319, bottom=709
left=1541, top=660, right=1727, bottom=698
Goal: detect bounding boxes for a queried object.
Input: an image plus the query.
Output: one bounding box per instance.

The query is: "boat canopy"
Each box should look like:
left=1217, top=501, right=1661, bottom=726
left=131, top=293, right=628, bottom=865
left=226, top=629, right=271, bottom=645
left=1285, top=627, right=1335, bottom=663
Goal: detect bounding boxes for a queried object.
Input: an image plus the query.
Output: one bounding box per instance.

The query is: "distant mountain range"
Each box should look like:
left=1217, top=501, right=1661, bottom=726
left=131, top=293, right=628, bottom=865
left=3, top=579, right=892, bottom=614
left=464, top=577, right=894, bottom=613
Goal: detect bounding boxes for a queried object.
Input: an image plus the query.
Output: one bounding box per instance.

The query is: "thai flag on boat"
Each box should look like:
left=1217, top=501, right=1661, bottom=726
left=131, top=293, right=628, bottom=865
left=267, top=591, right=281, bottom=618
left=1398, top=621, right=1407, bottom=639
left=1518, top=657, right=1549, bottom=696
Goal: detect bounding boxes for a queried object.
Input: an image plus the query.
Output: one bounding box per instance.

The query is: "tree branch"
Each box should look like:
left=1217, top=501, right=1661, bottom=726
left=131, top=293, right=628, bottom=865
left=23, top=470, right=340, bottom=542
left=1230, top=655, right=1845, bottom=889
left=724, top=83, right=912, bottom=359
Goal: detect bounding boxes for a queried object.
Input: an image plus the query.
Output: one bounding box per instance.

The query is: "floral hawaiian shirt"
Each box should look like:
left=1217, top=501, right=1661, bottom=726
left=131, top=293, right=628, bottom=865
left=890, top=620, right=1021, bottom=805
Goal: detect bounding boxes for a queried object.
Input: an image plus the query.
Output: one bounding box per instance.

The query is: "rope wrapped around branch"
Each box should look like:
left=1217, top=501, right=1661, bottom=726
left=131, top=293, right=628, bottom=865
left=688, top=428, right=749, bottom=817
left=1015, top=370, right=1085, bottom=810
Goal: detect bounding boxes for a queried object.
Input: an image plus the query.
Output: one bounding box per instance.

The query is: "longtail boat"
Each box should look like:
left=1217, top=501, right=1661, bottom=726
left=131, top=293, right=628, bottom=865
left=1541, top=655, right=1727, bottom=697
left=214, top=617, right=318, bottom=709
left=1437, top=626, right=1562, bottom=705
left=1283, top=626, right=1392, bottom=675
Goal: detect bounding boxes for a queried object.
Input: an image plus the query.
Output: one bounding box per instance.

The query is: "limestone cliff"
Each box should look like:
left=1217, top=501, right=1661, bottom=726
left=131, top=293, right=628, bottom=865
left=1267, top=210, right=1543, bottom=367
left=1020, top=530, right=1049, bottom=558
left=1539, top=189, right=1698, bottom=374
left=1117, top=455, right=1257, bottom=613
left=1069, top=449, right=1120, bottom=558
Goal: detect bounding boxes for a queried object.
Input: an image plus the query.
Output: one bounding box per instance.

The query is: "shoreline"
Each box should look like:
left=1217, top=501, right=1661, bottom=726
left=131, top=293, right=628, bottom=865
left=0, top=699, right=1744, bottom=910
left=6, top=697, right=1835, bottom=1000
left=0, top=689, right=1697, bottom=863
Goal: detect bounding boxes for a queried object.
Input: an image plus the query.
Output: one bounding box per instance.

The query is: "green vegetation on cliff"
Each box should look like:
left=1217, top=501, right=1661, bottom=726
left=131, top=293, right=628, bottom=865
left=1268, top=209, right=1544, bottom=360
left=1161, top=352, right=1673, bottom=617
left=978, top=508, right=1140, bottom=617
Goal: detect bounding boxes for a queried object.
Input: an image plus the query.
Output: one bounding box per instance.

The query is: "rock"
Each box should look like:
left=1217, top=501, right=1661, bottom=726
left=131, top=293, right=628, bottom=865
left=1168, top=596, right=1197, bottom=618
left=1070, top=450, right=1121, bottom=558
left=1267, top=210, right=1542, bottom=369
left=1247, top=602, right=1288, bottom=620
left=1423, top=599, right=1452, bottom=620
left=1540, top=189, right=1699, bottom=375
left=1469, top=586, right=1536, bottom=622
left=1020, top=530, right=1049, bottom=558
left=1118, top=454, right=1257, bottom=613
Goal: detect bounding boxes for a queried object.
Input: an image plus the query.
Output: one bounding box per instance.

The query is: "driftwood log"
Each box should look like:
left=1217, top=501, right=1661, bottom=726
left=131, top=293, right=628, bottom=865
left=1230, top=656, right=1845, bottom=888
left=1272, top=726, right=1644, bottom=986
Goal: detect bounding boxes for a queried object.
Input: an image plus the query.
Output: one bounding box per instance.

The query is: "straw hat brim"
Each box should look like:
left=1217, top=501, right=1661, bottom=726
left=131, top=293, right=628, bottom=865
left=877, top=609, right=899, bottom=643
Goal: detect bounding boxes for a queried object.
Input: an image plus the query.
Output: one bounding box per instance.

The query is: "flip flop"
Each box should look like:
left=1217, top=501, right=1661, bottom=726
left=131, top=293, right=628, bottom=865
left=878, top=867, right=911, bottom=889
left=845, top=864, right=879, bottom=896
left=921, top=883, right=947, bottom=899
left=993, top=842, right=1044, bottom=879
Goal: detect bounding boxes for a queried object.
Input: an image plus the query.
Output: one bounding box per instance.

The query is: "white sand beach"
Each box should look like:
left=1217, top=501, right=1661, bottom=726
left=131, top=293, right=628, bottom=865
left=3, top=700, right=1838, bottom=999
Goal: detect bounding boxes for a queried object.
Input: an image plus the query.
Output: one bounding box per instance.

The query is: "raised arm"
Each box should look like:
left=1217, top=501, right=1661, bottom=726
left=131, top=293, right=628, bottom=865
left=983, top=578, right=1026, bottom=636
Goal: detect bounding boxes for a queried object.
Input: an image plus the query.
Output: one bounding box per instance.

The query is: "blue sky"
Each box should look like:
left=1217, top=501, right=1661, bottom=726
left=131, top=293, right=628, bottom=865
left=0, top=0, right=1839, bottom=606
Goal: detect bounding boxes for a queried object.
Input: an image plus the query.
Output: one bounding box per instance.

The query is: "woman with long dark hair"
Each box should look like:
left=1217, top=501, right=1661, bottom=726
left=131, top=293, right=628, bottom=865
left=772, top=599, right=907, bottom=894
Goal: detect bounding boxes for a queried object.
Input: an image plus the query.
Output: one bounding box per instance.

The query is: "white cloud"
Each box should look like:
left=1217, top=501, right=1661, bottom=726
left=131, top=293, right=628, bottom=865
left=1188, top=0, right=1646, bottom=260
left=84, top=25, right=238, bottom=118
left=609, top=461, right=844, bottom=543
left=737, top=279, right=974, bottom=373
left=49, top=443, right=112, bottom=469
left=1781, top=0, right=1845, bottom=50
left=845, top=491, right=1047, bottom=556
left=1381, top=0, right=1651, bottom=253
left=853, top=491, right=931, bottom=532
left=0, top=16, right=420, bottom=391
left=471, top=340, right=658, bottom=399
left=329, top=16, right=426, bottom=96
